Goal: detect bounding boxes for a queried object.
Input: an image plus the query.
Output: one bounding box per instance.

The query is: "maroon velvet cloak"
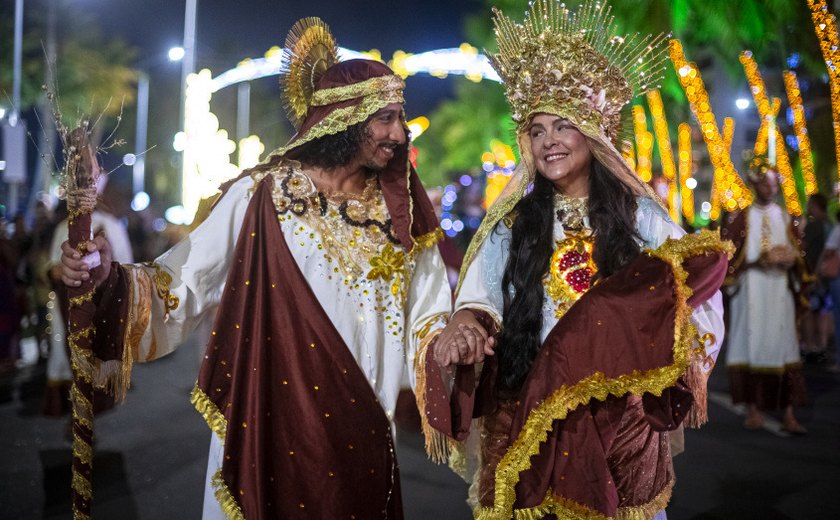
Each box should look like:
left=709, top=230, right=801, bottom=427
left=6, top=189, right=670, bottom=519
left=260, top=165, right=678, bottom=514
left=425, top=234, right=730, bottom=518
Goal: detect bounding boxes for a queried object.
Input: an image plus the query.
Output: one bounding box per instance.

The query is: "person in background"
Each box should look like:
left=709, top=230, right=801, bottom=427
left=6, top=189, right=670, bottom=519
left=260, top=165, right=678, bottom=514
left=802, top=193, right=833, bottom=364
left=722, top=154, right=809, bottom=434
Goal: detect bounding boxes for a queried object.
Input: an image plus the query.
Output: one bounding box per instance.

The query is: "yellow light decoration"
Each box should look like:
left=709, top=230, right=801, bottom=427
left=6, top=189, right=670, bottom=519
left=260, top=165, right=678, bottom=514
left=740, top=51, right=802, bottom=215
left=669, top=39, right=752, bottom=214
left=183, top=69, right=240, bottom=223
left=407, top=116, right=430, bottom=142
left=678, top=123, right=694, bottom=224
left=753, top=98, right=780, bottom=157
left=238, top=135, right=265, bottom=171
left=784, top=70, right=818, bottom=195
left=806, top=0, right=840, bottom=182
left=646, top=90, right=679, bottom=221
left=632, top=105, right=654, bottom=182
left=389, top=50, right=415, bottom=79
left=622, top=140, right=637, bottom=173
left=362, top=49, right=384, bottom=63
left=710, top=118, right=736, bottom=221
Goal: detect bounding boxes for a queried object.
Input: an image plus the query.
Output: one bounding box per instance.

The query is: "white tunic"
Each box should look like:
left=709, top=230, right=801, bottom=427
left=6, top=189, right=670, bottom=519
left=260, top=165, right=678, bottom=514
left=119, top=171, right=451, bottom=518
left=726, top=203, right=800, bottom=369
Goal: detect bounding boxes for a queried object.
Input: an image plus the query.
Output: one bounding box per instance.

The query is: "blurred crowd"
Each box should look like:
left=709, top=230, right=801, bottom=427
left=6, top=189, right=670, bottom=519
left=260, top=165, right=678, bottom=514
left=1, top=178, right=839, bottom=422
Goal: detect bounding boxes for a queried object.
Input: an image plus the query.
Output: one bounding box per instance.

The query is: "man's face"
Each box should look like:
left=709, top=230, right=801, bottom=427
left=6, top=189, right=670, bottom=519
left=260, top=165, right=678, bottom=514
left=752, top=171, right=779, bottom=204
left=358, top=103, right=406, bottom=171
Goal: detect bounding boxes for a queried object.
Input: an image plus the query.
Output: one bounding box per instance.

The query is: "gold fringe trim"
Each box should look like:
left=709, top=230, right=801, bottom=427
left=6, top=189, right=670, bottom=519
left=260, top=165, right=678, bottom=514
left=70, top=349, right=95, bottom=385
left=72, top=470, right=92, bottom=501
left=414, top=328, right=453, bottom=463
left=414, top=228, right=444, bottom=251
left=73, top=430, right=93, bottom=466
left=476, top=230, right=731, bottom=520
left=615, top=477, right=674, bottom=520
left=478, top=477, right=674, bottom=520
left=192, top=384, right=228, bottom=441
left=211, top=468, right=245, bottom=520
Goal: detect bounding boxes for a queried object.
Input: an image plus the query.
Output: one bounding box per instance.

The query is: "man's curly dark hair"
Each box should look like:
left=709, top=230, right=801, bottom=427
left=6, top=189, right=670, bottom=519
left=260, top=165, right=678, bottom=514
left=285, top=120, right=369, bottom=168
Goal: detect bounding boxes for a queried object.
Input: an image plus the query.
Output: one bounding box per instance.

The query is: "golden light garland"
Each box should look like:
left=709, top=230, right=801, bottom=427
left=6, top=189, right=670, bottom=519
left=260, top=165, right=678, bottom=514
left=783, top=70, right=818, bottom=195
left=711, top=118, right=736, bottom=220
left=806, top=0, right=840, bottom=182
left=622, top=140, right=637, bottom=173
left=632, top=105, right=654, bottom=182
left=740, top=51, right=802, bottom=215
left=647, top=90, right=680, bottom=222
left=669, top=39, right=752, bottom=217
left=677, top=122, right=695, bottom=223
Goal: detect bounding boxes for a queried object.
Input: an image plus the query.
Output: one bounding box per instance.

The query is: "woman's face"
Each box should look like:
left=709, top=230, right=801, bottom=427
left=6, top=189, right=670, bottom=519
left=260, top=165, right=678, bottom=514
left=528, top=114, right=592, bottom=196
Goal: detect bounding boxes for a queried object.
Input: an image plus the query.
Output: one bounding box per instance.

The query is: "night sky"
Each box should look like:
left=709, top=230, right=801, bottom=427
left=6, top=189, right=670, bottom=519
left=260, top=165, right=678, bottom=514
left=89, top=0, right=485, bottom=115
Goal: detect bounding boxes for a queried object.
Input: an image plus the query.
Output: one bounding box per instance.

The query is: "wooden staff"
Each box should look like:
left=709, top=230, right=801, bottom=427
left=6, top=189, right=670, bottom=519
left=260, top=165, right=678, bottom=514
left=62, top=123, right=101, bottom=519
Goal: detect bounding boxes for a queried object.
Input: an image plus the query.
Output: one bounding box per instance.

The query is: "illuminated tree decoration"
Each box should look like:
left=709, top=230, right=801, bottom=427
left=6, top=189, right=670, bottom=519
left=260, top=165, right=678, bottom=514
left=622, top=140, right=637, bottom=173
left=646, top=90, right=679, bottom=221
left=783, top=70, right=817, bottom=195
left=806, top=0, right=840, bottom=182
left=632, top=105, right=654, bottom=182
left=669, top=39, right=751, bottom=215
left=711, top=117, right=737, bottom=221
left=740, top=51, right=802, bottom=215
left=678, top=123, right=695, bottom=224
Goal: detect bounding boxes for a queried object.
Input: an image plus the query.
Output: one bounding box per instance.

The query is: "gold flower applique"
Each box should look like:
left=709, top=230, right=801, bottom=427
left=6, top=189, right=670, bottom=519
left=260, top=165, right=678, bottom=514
left=367, top=243, right=407, bottom=303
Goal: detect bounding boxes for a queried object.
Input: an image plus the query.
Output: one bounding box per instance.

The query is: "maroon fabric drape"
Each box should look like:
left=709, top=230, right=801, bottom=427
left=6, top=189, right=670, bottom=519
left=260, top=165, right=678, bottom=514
left=196, top=176, right=402, bottom=518
left=427, top=245, right=728, bottom=516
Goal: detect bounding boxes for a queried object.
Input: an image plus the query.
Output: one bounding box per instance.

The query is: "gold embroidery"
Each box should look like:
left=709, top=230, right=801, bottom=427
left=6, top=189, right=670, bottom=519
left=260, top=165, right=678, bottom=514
left=150, top=263, right=179, bottom=320
left=311, top=75, right=405, bottom=106
left=192, top=384, right=228, bottom=441
left=413, top=228, right=444, bottom=251
left=545, top=232, right=597, bottom=318
left=475, top=230, right=731, bottom=520
left=72, top=470, right=93, bottom=501
left=267, top=91, right=404, bottom=161
left=367, top=243, right=408, bottom=304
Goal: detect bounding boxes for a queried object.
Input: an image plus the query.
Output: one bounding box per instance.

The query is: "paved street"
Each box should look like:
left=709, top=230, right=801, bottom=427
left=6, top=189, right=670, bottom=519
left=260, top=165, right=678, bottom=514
left=2, top=331, right=838, bottom=519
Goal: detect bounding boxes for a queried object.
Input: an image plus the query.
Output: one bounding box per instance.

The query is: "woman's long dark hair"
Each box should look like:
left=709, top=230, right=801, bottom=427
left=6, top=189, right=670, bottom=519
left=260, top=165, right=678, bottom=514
left=494, top=158, right=641, bottom=398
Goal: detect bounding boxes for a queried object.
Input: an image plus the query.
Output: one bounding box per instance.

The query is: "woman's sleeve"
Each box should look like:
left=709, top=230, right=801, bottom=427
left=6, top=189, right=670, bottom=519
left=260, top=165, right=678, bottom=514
left=638, top=200, right=725, bottom=372
left=452, top=223, right=511, bottom=329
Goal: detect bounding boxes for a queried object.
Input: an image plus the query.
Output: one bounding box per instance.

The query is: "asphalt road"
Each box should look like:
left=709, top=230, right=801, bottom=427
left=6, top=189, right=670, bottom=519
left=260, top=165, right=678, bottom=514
left=2, top=331, right=838, bottom=520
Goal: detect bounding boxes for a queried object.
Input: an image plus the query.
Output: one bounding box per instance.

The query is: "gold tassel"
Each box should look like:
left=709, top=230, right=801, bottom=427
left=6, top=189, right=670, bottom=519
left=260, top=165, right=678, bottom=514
left=683, top=355, right=708, bottom=428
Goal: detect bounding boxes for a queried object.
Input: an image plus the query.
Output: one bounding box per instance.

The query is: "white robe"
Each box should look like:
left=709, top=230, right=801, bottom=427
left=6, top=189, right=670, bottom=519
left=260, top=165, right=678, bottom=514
left=118, top=172, right=451, bottom=518
left=726, top=203, right=801, bottom=369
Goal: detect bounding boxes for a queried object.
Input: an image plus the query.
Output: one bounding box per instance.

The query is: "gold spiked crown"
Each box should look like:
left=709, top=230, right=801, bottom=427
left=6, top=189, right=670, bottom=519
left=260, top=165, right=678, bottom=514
left=489, top=0, right=670, bottom=142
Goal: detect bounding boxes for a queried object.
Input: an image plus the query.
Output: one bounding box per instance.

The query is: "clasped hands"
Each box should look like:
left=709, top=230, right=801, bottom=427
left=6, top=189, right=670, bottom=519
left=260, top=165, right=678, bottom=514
left=432, top=309, right=495, bottom=368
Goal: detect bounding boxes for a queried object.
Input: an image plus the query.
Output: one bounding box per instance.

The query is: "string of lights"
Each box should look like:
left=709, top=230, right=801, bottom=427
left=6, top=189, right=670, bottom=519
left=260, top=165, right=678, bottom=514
left=678, top=123, right=695, bottom=224
left=669, top=39, right=751, bottom=216
left=783, top=70, right=817, bottom=195
left=646, top=90, right=679, bottom=221
left=632, top=105, right=654, bottom=183
left=710, top=117, right=736, bottom=221
left=740, top=51, right=802, bottom=215
left=806, top=0, right=840, bottom=182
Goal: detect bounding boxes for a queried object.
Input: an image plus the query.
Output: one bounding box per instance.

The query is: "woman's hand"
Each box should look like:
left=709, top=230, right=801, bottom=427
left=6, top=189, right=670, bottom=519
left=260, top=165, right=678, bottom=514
left=433, top=309, right=496, bottom=367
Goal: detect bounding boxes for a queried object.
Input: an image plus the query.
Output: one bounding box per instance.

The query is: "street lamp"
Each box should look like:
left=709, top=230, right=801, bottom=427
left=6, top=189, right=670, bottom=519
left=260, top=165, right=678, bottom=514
left=132, top=48, right=183, bottom=196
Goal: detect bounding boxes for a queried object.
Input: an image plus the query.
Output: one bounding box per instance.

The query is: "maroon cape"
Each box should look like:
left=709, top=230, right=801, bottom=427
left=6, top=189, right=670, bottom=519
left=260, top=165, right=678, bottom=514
left=426, top=232, right=730, bottom=518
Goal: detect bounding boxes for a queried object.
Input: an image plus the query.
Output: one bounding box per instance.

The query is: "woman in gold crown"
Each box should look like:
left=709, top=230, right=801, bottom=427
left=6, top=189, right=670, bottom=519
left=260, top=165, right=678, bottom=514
left=416, top=1, right=731, bottom=519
